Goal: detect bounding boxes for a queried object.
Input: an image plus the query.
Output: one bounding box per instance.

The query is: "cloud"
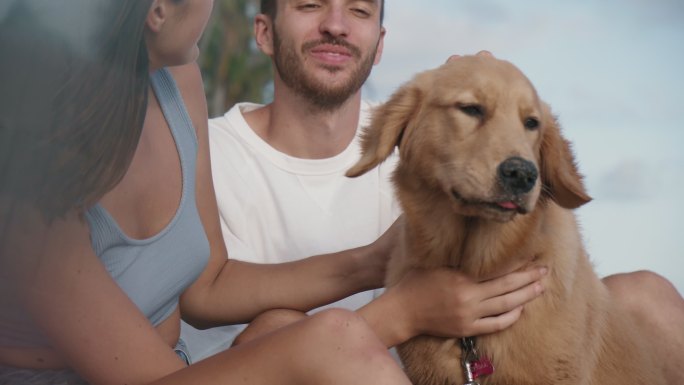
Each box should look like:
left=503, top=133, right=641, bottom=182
left=593, top=159, right=660, bottom=201
left=605, top=0, right=684, bottom=25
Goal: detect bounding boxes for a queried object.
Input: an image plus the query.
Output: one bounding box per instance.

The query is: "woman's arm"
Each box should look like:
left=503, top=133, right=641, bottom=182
left=172, top=63, right=390, bottom=328
left=173, top=62, right=546, bottom=340
left=3, top=205, right=405, bottom=385
left=357, top=265, right=547, bottom=348
left=8, top=207, right=185, bottom=385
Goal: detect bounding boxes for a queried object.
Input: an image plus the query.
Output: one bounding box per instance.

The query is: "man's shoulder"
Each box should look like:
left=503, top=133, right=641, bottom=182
left=208, top=103, right=263, bottom=145
left=209, top=103, right=255, bottom=130
left=207, top=104, right=251, bottom=167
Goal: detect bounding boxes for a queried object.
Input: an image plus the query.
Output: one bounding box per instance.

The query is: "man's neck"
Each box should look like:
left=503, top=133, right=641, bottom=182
left=244, top=88, right=363, bottom=159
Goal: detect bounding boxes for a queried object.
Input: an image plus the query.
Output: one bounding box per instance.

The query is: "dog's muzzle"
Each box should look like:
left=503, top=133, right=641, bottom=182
left=498, top=156, right=538, bottom=195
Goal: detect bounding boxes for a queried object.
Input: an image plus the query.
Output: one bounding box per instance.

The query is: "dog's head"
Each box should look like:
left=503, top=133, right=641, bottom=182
left=347, top=55, right=591, bottom=222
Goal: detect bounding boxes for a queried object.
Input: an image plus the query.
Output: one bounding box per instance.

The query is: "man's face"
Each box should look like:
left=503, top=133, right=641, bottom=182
left=270, top=0, right=384, bottom=110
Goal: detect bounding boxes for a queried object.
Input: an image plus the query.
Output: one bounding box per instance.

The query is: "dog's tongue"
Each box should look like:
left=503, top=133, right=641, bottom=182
left=498, top=201, right=518, bottom=210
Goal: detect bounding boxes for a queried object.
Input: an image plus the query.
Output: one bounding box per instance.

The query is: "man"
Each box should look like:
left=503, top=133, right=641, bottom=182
left=187, top=2, right=684, bottom=383
left=181, top=0, right=546, bottom=361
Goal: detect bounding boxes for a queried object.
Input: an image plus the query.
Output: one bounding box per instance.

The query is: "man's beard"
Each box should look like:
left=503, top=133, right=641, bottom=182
left=272, top=32, right=378, bottom=111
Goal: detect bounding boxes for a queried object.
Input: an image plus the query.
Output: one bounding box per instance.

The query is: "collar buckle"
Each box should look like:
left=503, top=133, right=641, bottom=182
left=460, top=337, right=494, bottom=385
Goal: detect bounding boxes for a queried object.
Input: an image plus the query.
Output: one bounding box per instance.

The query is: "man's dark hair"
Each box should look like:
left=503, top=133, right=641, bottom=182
left=260, top=0, right=385, bottom=25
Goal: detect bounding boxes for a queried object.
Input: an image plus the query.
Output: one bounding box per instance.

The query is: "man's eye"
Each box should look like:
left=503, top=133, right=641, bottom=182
left=299, top=2, right=320, bottom=10
left=351, top=8, right=371, bottom=17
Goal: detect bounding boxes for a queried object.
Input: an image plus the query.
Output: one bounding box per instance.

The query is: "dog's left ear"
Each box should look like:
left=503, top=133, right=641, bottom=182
left=539, top=104, right=592, bottom=209
left=346, top=83, right=423, bottom=177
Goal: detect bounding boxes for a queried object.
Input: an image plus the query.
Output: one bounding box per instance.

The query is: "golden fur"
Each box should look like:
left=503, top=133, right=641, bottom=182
left=347, top=56, right=665, bottom=385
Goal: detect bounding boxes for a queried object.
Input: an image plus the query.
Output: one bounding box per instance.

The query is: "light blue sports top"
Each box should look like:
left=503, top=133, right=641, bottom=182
left=0, top=69, right=210, bottom=348
left=84, top=68, right=210, bottom=326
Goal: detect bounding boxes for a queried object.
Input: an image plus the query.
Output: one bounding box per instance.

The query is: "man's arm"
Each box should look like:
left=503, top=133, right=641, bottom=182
left=174, top=62, right=389, bottom=327
left=175, top=61, right=546, bottom=346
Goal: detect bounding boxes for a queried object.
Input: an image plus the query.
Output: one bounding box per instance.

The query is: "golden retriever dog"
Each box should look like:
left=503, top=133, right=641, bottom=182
left=346, top=56, right=666, bottom=385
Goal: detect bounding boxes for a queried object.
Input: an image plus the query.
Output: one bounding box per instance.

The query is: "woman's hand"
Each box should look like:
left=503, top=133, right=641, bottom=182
left=392, top=265, right=546, bottom=339
left=359, top=263, right=546, bottom=347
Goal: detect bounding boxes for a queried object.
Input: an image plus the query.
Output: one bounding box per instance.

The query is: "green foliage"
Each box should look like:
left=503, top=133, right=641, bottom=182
left=199, top=0, right=273, bottom=117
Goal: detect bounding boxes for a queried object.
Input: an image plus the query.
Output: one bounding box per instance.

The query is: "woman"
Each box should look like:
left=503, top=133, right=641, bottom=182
left=0, top=1, right=546, bottom=384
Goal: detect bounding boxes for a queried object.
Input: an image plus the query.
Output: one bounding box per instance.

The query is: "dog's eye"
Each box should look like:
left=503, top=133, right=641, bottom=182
left=524, top=117, right=540, bottom=130
left=459, top=104, right=485, bottom=118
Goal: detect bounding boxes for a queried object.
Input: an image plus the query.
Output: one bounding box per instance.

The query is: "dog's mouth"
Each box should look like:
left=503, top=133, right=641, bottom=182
left=450, top=188, right=529, bottom=218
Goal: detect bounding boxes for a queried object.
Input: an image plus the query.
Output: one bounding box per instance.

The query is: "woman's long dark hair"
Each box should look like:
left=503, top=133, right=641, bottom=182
left=0, top=0, right=154, bottom=222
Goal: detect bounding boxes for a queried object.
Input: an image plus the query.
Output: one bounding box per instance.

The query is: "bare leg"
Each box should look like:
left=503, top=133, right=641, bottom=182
left=232, top=308, right=307, bottom=347
left=603, top=271, right=684, bottom=384
left=153, top=308, right=411, bottom=385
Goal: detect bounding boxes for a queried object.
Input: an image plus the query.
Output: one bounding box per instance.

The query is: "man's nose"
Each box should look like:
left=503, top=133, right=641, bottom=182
left=319, top=7, right=350, bottom=37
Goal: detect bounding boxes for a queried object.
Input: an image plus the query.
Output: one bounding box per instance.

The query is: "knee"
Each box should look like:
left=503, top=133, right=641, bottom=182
left=254, top=308, right=308, bottom=328
left=271, top=309, right=407, bottom=383
left=307, top=309, right=403, bottom=376
left=604, top=270, right=682, bottom=313
left=309, top=308, right=377, bottom=340
left=233, top=309, right=307, bottom=347
left=309, top=308, right=389, bottom=355
left=605, top=270, right=672, bottom=294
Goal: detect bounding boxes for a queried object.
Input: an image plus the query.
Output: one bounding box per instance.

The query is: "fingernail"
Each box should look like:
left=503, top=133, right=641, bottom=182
left=539, top=267, right=548, bottom=276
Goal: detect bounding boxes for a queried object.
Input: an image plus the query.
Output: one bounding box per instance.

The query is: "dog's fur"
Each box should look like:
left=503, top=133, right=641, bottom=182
left=347, top=56, right=665, bottom=385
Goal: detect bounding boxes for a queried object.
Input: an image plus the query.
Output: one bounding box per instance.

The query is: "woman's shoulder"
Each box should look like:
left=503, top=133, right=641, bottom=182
left=0, top=203, right=95, bottom=287
left=167, top=63, right=208, bottom=136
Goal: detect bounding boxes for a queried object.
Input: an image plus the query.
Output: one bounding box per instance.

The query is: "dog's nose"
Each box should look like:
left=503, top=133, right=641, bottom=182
left=498, top=156, right=538, bottom=194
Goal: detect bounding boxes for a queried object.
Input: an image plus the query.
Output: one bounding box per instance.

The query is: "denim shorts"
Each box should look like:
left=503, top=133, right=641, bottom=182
left=0, top=365, right=88, bottom=385
left=0, top=339, right=191, bottom=384
left=174, top=337, right=192, bottom=366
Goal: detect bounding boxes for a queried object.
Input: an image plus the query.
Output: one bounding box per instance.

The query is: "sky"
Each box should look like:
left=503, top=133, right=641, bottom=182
left=364, top=0, right=684, bottom=293
left=1, top=1, right=680, bottom=293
